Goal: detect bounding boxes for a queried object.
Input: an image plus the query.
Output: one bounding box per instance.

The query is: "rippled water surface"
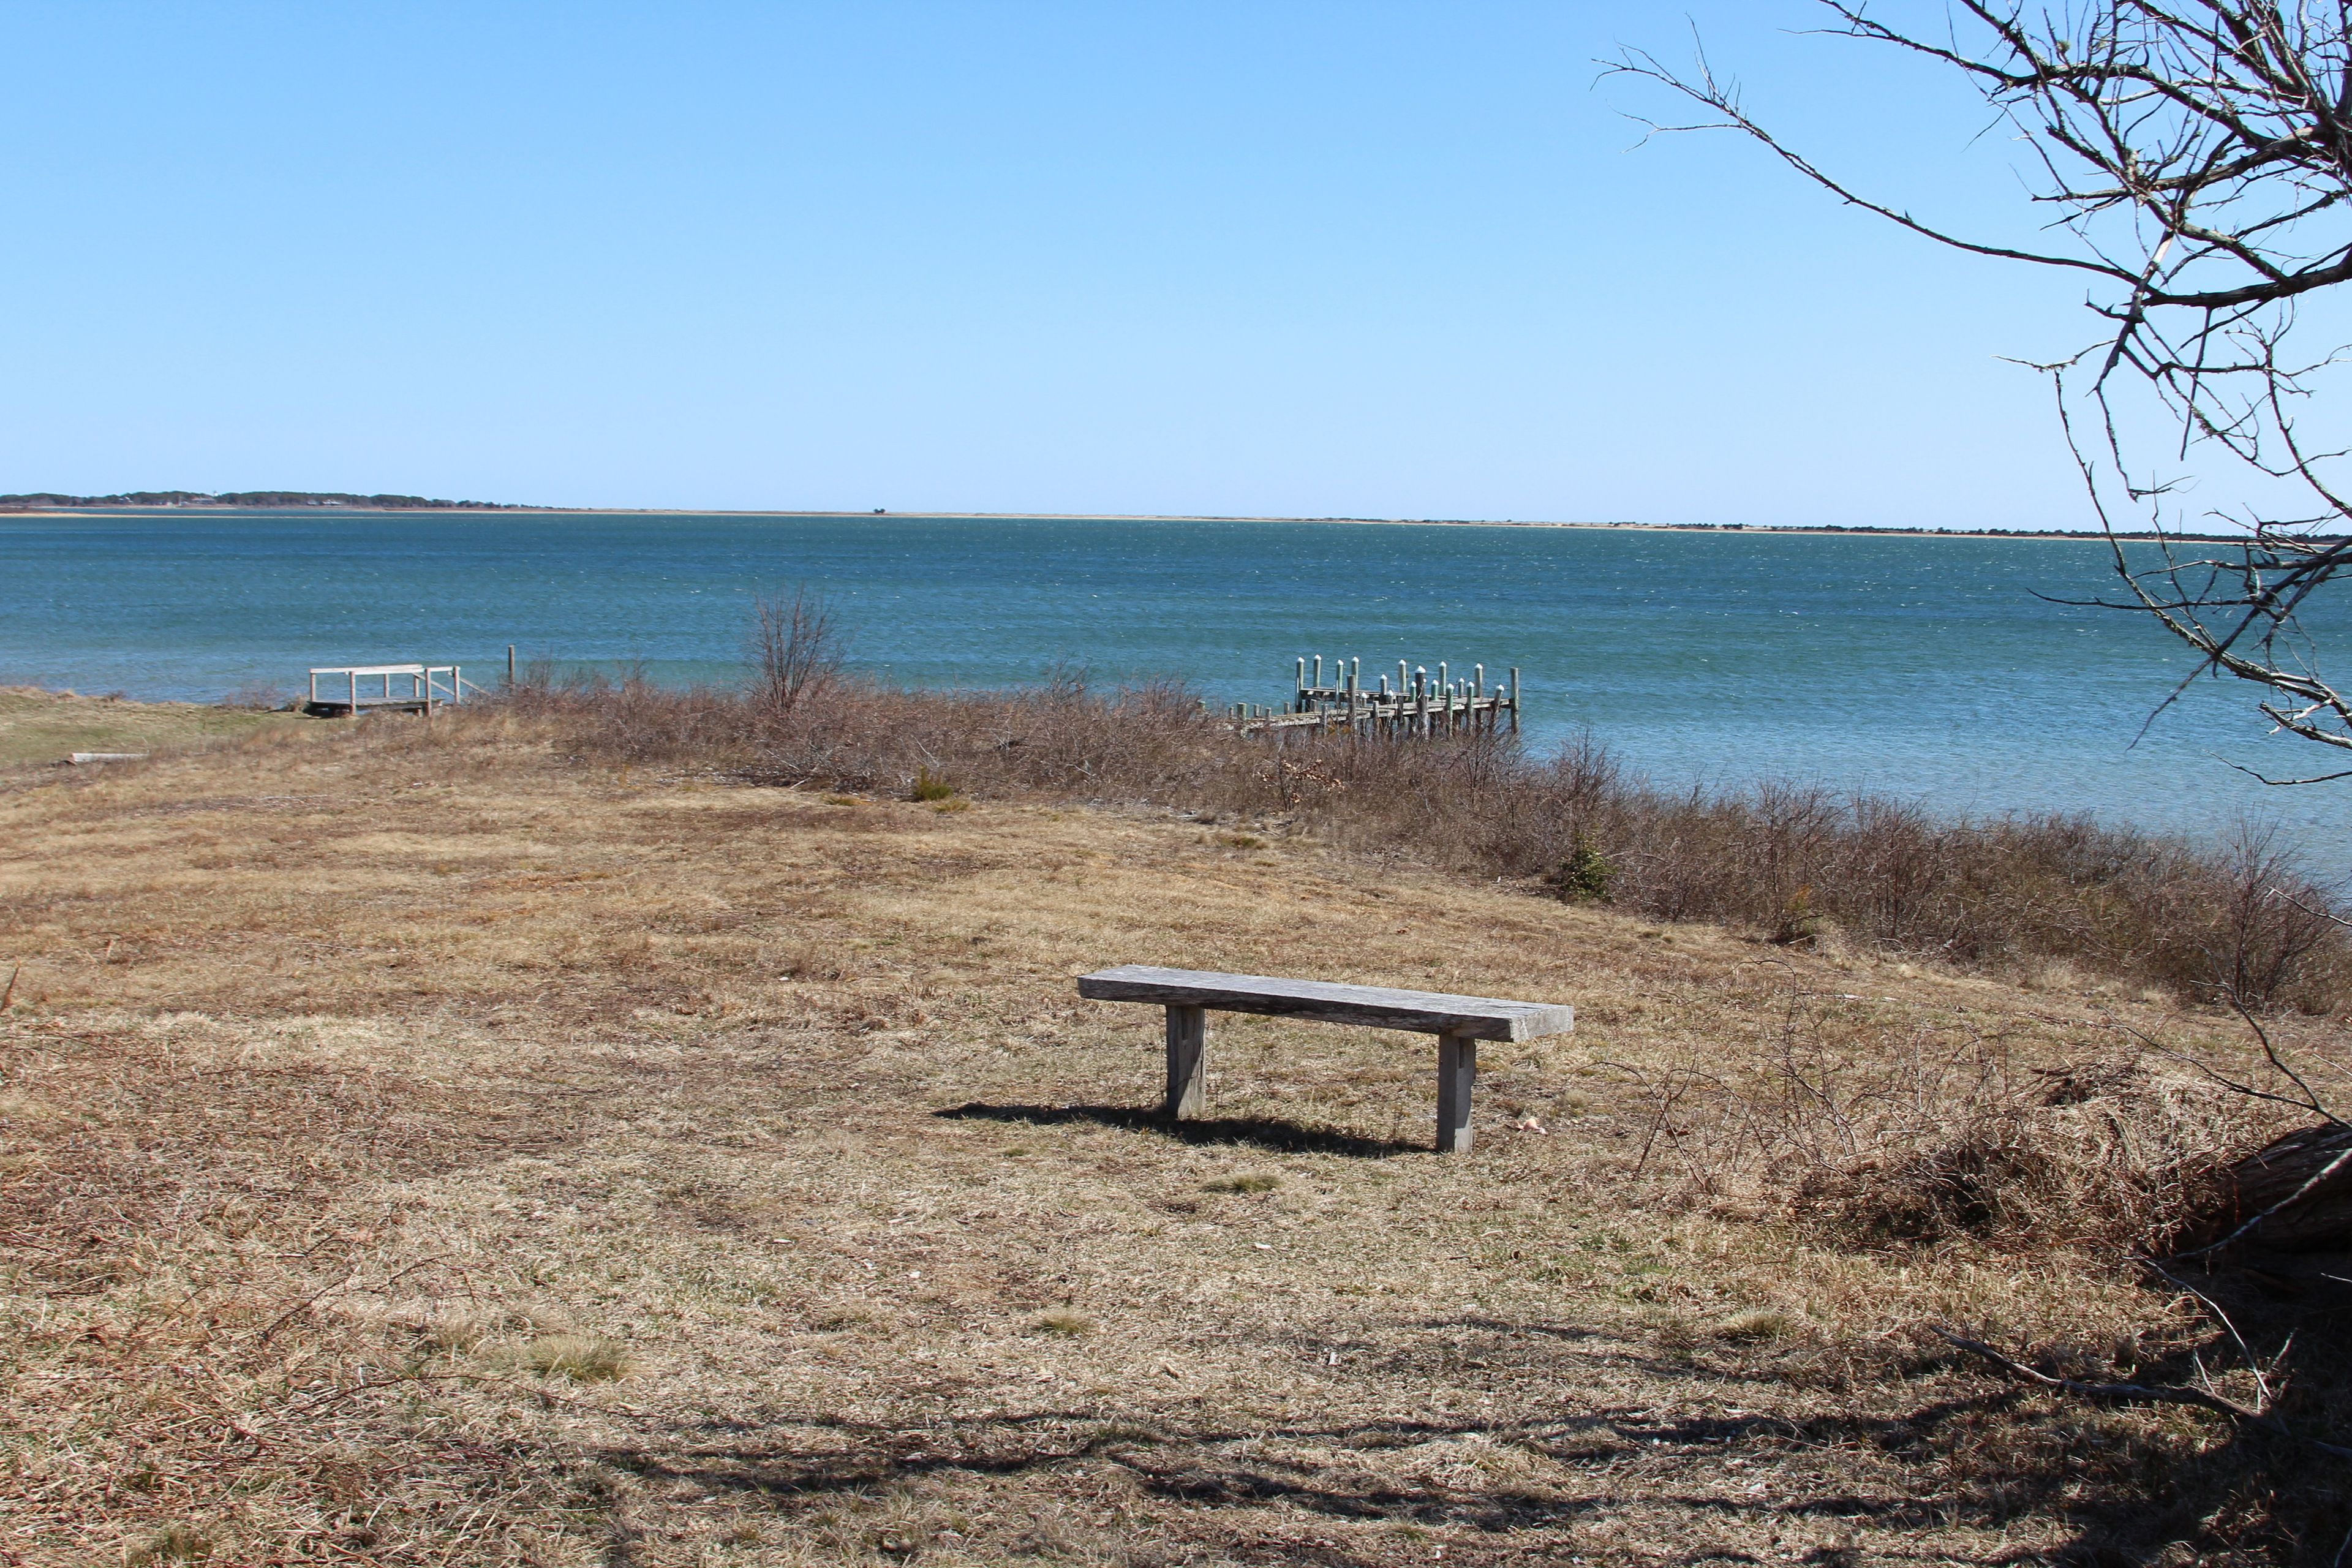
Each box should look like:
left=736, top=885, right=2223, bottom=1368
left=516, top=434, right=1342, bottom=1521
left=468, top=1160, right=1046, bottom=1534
left=4, top=509, right=2343, bottom=872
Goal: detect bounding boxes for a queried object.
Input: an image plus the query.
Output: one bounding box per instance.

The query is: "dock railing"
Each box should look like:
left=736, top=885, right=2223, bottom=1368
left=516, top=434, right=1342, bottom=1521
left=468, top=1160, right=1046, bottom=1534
left=1225, top=656, right=1520, bottom=738
left=306, top=663, right=468, bottom=716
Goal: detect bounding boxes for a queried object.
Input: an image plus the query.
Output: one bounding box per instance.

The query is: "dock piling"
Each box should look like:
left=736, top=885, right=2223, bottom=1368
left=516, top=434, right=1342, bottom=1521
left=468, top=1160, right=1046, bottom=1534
left=1228, top=654, right=1526, bottom=741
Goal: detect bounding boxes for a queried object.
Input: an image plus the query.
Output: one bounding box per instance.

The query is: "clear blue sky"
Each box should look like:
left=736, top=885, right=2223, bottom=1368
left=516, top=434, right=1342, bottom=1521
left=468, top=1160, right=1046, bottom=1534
left=1, top=2, right=2108, bottom=526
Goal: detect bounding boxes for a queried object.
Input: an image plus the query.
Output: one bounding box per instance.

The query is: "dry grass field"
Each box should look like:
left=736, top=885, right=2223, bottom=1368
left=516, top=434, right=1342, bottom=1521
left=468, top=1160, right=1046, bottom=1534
left=4, top=698, right=2348, bottom=1565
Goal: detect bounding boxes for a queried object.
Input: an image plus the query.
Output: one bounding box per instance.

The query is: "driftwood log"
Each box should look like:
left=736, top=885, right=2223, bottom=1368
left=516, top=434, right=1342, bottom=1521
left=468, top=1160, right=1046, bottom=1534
left=2176, top=1124, right=2352, bottom=1254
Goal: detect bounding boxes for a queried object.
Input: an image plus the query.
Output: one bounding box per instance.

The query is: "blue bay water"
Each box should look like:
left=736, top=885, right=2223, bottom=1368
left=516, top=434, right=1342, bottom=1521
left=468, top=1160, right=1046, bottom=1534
left=2, top=509, right=2344, bottom=876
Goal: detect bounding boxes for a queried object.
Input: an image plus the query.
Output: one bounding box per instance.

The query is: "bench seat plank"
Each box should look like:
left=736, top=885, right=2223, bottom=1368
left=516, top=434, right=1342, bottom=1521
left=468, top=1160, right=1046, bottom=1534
left=1077, top=965, right=1572, bottom=1042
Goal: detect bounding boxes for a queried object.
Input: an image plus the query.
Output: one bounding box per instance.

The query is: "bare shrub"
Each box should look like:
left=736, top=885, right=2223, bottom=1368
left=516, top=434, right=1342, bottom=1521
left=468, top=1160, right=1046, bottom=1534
left=2190, top=824, right=2346, bottom=1013
left=221, top=681, right=287, bottom=712
left=747, top=589, right=842, bottom=718
left=1615, top=985, right=2267, bottom=1256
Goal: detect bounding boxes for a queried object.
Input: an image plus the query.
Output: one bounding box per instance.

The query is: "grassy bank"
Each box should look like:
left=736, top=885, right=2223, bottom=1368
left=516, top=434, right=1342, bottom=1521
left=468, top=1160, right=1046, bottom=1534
left=0, top=685, right=303, bottom=767
left=2, top=695, right=2348, bottom=1563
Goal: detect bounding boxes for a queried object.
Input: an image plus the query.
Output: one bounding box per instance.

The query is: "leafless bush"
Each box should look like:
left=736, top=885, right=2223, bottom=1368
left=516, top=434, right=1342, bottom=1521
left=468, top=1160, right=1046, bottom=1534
left=221, top=681, right=289, bottom=712
left=1610, top=984, right=2266, bottom=1254
left=748, top=589, right=843, bottom=718
left=2193, top=824, right=2348, bottom=1012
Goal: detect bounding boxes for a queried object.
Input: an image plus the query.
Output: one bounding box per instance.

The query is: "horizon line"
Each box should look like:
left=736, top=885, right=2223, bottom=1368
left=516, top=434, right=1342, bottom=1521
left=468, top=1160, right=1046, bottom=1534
left=0, top=500, right=2230, bottom=540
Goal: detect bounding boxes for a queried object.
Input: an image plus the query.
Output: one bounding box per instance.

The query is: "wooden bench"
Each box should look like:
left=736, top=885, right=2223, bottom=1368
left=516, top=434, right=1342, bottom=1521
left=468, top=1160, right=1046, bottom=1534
left=1075, top=965, right=1574, bottom=1154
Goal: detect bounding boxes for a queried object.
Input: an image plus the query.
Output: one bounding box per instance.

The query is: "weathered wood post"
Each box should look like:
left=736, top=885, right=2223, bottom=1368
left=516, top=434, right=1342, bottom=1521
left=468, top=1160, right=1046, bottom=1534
left=1414, top=666, right=1428, bottom=736
left=507, top=645, right=516, bottom=687
left=1509, top=668, right=1521, bottom=734
left=1166, top=1004, right=1208, bottom=1118
left=1436, top=1030, right=1477, bottom=1153
left=350, top=669, right=360, bottom=715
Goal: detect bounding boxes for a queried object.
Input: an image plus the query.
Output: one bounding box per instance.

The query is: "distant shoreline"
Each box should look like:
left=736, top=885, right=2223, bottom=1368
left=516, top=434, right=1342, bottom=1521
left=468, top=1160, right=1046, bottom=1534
left=0, top=502, right=2283, bottom=543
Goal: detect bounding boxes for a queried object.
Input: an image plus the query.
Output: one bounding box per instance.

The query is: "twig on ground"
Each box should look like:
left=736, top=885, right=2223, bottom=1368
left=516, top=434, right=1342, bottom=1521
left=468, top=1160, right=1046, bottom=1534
left=249, top=1270, right=362, bottom=1347
left=1937, top=1326, right=2274, bottom=1424
left=1937, top=1327, right=2352, bottom=1460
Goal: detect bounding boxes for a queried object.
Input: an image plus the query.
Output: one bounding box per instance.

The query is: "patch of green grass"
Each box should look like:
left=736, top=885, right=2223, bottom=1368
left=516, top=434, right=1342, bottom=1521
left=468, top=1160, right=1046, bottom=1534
left=1030, top=1310, right=1092, bottom=1336
left=910, top=767, right=956, bottom=802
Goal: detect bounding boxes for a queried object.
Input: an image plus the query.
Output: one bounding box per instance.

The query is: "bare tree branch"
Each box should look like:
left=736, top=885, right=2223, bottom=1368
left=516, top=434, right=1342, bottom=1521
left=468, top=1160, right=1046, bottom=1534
left=1613, top=2, right=2352, bottom=761
left=1935, top=1326, right=2277, bottom=1423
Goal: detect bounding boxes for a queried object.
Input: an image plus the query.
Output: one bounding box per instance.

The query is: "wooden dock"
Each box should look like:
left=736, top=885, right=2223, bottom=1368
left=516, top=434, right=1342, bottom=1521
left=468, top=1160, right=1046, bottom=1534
left=304, top=663, right=472, bottom=718
left=1228, top=657, right=1520, bottom=737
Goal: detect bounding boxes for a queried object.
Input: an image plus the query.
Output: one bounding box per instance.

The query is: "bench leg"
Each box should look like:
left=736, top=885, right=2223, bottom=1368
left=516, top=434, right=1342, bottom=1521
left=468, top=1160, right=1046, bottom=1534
left=1165, top=1004, right=1208, bottom=1119
left=1436, top=1030, right=1477, bottom=1153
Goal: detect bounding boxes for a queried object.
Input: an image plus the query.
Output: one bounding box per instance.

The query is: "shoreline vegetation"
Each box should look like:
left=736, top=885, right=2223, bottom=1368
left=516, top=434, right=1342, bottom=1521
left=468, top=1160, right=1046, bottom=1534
left=12, top=674, right=2347, bottom=1010
left=0, top=491, right=2309, bottom=540
left=502, top=664, right=2352, bottom=1014
left=4, top=678, right=2350, bottom=1561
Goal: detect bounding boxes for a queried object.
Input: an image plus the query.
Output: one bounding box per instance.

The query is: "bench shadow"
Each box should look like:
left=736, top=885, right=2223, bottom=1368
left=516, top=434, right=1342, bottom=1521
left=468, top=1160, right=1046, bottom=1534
left=933, top=1101, right=1417, bottom=1158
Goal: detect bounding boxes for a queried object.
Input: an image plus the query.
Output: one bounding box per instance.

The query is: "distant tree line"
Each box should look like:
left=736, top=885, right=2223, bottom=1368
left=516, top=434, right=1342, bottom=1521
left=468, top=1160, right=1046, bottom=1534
left=0, top=490, right=533, bottom=511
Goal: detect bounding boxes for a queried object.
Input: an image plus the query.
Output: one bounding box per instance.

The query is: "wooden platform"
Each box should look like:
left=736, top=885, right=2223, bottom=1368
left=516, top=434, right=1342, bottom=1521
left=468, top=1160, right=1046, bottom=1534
left=304, top=663, right=468, bottom=718
left=302, top=697, right=436, bottom=717
left=1227, top=655, right=1520, bottom=737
